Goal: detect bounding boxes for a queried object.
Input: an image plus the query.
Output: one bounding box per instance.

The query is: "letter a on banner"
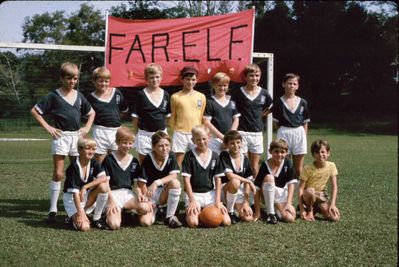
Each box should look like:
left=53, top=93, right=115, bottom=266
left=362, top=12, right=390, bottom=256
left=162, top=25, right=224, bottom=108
left=105, top=9, right=255, bottom=87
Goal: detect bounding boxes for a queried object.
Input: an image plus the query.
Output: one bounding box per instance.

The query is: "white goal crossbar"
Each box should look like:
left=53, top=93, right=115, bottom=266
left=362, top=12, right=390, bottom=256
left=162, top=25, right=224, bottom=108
left=0, top=42, right=273, bottom=156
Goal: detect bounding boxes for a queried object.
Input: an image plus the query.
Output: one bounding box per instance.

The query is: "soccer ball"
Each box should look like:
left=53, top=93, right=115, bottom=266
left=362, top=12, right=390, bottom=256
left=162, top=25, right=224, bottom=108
left=199, top=205, right=223, bottom=228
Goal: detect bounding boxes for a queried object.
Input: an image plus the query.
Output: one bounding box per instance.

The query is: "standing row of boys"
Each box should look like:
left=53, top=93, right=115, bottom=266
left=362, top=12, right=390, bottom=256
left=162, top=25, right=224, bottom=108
left=31, top=62, right=341, bottom=231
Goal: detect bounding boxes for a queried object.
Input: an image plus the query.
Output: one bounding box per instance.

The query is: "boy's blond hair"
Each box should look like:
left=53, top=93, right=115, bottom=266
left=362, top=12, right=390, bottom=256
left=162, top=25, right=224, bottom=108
left=116, top=127, right=135, bottom=143
left=269, top=139, right=288, bottom=152
left=191, top=124, right=209, bottom=138
left=243, top=63, right=261, bottom=77
left=211, top=72, right=230, bottom=86
left=77, top=137, right=97, bottom=150
left=144, top=63, right=163, bottom=79
left=60, top=62, right=79, bottom=78
left=92, top=66, right=111, bottom=81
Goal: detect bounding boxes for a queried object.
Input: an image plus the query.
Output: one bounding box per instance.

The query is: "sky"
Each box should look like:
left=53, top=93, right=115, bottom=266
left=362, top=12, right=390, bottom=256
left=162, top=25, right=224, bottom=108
left=0, top=1, right=126, bottom=42
left=0, top=1, right=395, bottom=44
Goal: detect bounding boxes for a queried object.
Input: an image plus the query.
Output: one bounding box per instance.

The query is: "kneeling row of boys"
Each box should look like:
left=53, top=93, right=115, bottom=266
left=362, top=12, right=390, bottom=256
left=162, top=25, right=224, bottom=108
left=63, top=125, right=340, bottom=231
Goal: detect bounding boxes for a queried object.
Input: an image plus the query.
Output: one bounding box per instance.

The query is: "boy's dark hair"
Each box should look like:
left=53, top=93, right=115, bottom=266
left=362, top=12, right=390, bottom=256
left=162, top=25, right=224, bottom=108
left=223, top=130, right=242, bottom=145
left=180, top=66, right=199, bottom=79
left=311, top=139, right=331, bottom=154
left=243, top=64, right=261, bottom=77
left=269, top=139, right=288, bottom=152
left=283, top=73, right=300, bottom=83
left=152, top=131, right=171, bottom=146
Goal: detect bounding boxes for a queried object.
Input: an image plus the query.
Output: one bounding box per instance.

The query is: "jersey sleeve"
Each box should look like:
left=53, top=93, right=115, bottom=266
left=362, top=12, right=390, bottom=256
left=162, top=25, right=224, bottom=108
left=168, top=153, right=181, bottom=174
left=243, top=156, right=253, bottom=179
left=300, top=165, right=310, bottom=182
left=92, top=160, right=106, bottom=179
left=285, top=159, right=297, bottom=185
left=271, top=98, right=282, bottom=123
left=262, top=89, right=273, bottom=110
left=203, top=98, right=213, bottom=119
left=34, top=93, right=53, bottom=116
left=181, top=153, right=192, bottom=178
left=138, top=156, right=150, bottom=184
left=116, top=89, right=129, bottom=113
left=219, top=151, right=233, bottom=173
left=65, top=163, right=81, bottom=193
left=254, top=161, right=267, bottom=188
left=330, top=162, right=338, bottom=176
left=199, top=93, right=206, bottom=118
left=130, top=158, right=141, bottom=184
left=213, top=155, right=224, bottom=178
left=130, top=91, right=141, bottom=118
left=101, top=156, right=112, bottom=177
left=165, top=91, right=171, bottom=118
left=79, top=93, right=93, bottom=116
left=302, top=98, right=310, bottom=123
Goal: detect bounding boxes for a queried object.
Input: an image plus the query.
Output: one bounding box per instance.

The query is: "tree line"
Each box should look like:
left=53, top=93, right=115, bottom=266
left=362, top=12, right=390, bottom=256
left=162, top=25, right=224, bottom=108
left=0, top=0, right=397, bottom=130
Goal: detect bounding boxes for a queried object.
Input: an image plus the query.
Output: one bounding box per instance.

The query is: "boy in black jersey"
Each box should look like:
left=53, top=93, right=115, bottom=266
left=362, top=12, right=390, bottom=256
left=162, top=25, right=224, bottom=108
left=182, top=125, right=231, bottom=228
left=63, top=138, right=109, bottom=231
left=103, top=127, right=153, bottom=230
left=219, top=130, right=256, bottom=224
left=137, top=131, right=182, bottom=228
left=203, top=72, right=240, bottom=154
left=273, top=73, right=310, bottom=177
left=131, top=63, right=171, bottom=164
left=230, top=64, right=273, bottom=179
left=87, top=67, right=128, bottom=163
left=253, top=139, right=297, bottom=224
left=31, top=62, right=95, bottom=223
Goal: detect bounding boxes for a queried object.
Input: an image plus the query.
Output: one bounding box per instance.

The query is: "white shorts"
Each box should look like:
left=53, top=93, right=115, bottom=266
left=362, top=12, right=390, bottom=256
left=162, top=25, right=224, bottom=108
left=51, top=131, right=80, bottom=156
left=239, top=131, right=264, bottom=154
left=92, top=125, right=119, bottom=154
left=172, top=131, right=194, bottom=153
left=109, top=188, right=137, bottom=211
left=184, top=191, right=215, bottom=208
left=222, top=183, right=255, bottom=205
left=255, top=184, right=290, bottom=204
left=277, top=126, right=307, bottom=155
left=134, top=129, right=159, bottom=156
left=208, top=136, right=224, bottom=155
left=148, top=186, right=165, bottom=205
left=63, top=191, right=95, bottom=218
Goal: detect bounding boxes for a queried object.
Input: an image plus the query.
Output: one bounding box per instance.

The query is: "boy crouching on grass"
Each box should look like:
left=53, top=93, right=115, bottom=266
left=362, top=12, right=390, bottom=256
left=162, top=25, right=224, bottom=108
left=103, top=127, right=153, bottom=230
left=63, top=138, right=109, bottom=231
left=182, top=125, right=231, bottom=228
left=298, top=139, right=340, bottom=222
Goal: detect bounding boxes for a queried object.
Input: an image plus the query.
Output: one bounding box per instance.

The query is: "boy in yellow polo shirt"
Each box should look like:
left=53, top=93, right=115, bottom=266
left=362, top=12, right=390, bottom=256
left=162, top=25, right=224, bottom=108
left=170, top=66, right=206, bottom=166
left=298, top=139, right=340, bottom=222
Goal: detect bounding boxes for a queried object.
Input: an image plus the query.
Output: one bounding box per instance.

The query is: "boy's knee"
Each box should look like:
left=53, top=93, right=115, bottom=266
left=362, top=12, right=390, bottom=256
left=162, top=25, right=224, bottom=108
left=263, top=174, right=275, bottom=183
left=80, top=222, right=91, bottom=232
left=186, top=215, right=199, bottom=228
left=106, top=215, right=121, bottom=230
left=97, top=182, right=110, bottom=193
left=53, top=171, right=64, bottom=181
left=228, top=178, right=241, bottom=190
left=136, top=202, right=152, bottom=215
left=168, top=179, right=181, bottom=189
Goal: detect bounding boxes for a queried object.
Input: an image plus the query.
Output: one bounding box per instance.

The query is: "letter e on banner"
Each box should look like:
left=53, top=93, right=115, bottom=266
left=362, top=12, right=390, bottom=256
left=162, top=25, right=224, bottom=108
left=105, top=9, right=255, bottom=87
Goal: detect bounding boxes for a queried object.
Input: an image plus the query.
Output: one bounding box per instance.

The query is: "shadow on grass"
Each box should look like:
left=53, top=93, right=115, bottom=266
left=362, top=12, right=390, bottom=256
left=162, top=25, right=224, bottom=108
left=0, top=199, right=73, bottom=230
left=311, top=121, right=397, bottom=136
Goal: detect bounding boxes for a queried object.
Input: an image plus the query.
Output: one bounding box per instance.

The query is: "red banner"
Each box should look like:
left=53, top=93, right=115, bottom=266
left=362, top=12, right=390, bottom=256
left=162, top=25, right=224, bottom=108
left=105, top=9, right=255, bottom=87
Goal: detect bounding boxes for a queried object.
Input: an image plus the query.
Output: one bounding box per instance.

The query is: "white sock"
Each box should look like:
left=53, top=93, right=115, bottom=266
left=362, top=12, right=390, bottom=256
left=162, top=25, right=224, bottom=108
left=166, top=188, right=181, bottom=219
left=262, top=182, right=275, bottom=215
left=49, top=181, right=61, bottom=213
left=93, top=193, right=108, bottom=221
left=226, top=191, right=238, bottom=213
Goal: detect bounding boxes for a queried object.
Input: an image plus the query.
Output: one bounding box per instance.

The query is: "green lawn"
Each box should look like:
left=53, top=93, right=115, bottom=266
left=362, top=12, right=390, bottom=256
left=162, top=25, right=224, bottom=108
left=0, top=128, right=397, bottom=266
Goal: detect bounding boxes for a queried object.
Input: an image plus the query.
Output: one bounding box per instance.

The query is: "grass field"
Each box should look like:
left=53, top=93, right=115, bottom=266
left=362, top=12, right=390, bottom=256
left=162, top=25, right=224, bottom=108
left=0, top=127, right=397, bottom=266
